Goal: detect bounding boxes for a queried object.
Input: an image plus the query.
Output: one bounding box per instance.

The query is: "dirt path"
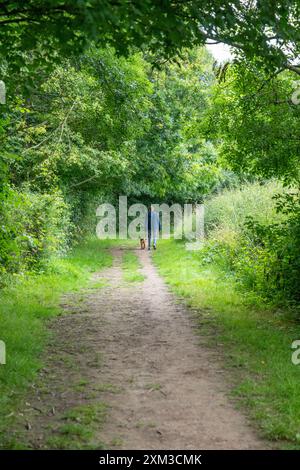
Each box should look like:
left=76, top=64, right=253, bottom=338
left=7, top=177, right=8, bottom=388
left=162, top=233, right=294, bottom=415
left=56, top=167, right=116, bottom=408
left=16, top=248, right=267, bottom=449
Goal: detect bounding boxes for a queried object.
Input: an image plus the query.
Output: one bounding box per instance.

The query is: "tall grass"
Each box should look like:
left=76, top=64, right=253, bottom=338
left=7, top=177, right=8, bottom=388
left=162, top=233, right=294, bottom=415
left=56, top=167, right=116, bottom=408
left=205, top=180, right=285, bottom=234
left=200, top=181, right=298, bottom=301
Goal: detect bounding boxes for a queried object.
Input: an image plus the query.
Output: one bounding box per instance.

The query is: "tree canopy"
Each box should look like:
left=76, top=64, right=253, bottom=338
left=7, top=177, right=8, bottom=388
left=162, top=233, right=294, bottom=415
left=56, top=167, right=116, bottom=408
left=204, top=60, right=300, bottom=183
left=0, top=1, right=299, bottom=76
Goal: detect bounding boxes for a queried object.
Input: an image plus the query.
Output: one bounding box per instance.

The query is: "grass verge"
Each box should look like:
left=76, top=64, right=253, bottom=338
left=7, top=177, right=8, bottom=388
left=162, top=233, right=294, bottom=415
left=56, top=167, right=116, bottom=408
left=0, top=238, right=112, bottom=449
left=153, top=239, right=300, bottom=449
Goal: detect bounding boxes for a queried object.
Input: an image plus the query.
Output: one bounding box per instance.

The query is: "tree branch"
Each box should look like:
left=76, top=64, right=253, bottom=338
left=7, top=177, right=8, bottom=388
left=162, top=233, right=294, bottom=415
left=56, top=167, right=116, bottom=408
left=286, top=64, right=300, bottom=76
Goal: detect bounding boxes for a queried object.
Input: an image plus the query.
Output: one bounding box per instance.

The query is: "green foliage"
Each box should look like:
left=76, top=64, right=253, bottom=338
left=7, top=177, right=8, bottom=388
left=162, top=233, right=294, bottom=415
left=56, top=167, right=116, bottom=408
left=205, top=181, right=285, bottom=232
left=134, top=47, right=220, bottom=202
left=8, top=48, right=153, bottom=196
left=0, top=186, right=71, bottom=280
left=1, top=46, right=219, bottom=280
left=206, top=62, right=300, bottom=183
left=202, top=182, right=300, bottom=304
left=1, top=1, right=299, bottom=79
left=2, top=1, right=300, bottom=450
left=242, top=191, right=300, bottom=301
left=202, top=58, right=300, bottom=305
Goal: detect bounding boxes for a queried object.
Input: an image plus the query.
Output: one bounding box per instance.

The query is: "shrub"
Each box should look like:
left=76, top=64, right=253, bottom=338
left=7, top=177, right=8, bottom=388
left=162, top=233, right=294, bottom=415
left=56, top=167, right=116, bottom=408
left=0, top=186, right=72, bottom=280
left=205, top=181, right=285, bottom=233
left=202, top=181, right=300, bottom=303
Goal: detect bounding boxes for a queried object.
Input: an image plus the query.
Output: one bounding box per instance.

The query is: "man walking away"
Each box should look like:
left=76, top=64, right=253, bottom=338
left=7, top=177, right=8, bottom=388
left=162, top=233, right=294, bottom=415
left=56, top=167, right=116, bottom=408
left=146, top=205, right=160, bottom=250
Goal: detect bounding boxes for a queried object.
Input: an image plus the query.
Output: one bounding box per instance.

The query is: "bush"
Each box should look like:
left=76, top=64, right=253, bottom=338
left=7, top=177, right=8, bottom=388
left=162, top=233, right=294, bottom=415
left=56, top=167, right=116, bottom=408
left=202, top=181, right=300, bottom=303
left=242, top=191, right=300, bottom=301
left=0, top=186, right=72, bottom=280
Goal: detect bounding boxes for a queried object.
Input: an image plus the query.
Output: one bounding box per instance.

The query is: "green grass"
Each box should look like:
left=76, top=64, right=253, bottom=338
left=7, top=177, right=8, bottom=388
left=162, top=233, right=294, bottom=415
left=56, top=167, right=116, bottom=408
left=122, top=251, right=145, bottom=283
left=0, top=238, right=112, bottom=449
left=47, top=402, right=108, bottom=450
left=205, top=180, right=286, bottom=232
left=153, top=239, right=300, bottom=448
left=73, top=378, right=90, bottom=392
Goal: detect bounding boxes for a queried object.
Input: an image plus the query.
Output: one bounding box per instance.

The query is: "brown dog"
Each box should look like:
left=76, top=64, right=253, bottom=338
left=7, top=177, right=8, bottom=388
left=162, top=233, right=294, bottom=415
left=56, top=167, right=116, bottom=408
left=140, top=238, right=146, bottom=250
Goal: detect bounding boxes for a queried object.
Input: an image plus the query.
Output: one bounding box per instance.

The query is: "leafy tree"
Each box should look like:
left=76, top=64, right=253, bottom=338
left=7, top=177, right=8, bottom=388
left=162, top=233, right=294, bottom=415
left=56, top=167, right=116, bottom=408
left=133, top=47, right=220, bottom=203
left=6, top=46, right=219, bottom=202
left=0, top=1, right=299, bottom=76
left=205, top=61, right=300, bottom=184
left=0, top=45, right=221, bottom=276
left=202, top=59, right=300, bottom=303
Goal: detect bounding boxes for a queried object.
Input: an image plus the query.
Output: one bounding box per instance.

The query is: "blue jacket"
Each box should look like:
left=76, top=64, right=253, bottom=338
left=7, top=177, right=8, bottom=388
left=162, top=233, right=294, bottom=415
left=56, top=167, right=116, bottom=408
left=146, top=210, right=160, bottom=235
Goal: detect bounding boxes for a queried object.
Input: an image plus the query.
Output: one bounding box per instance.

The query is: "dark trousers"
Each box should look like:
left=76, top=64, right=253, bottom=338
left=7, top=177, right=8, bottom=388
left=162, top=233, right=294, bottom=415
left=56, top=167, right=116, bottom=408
left=148, top=231, right=157, bottom=248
